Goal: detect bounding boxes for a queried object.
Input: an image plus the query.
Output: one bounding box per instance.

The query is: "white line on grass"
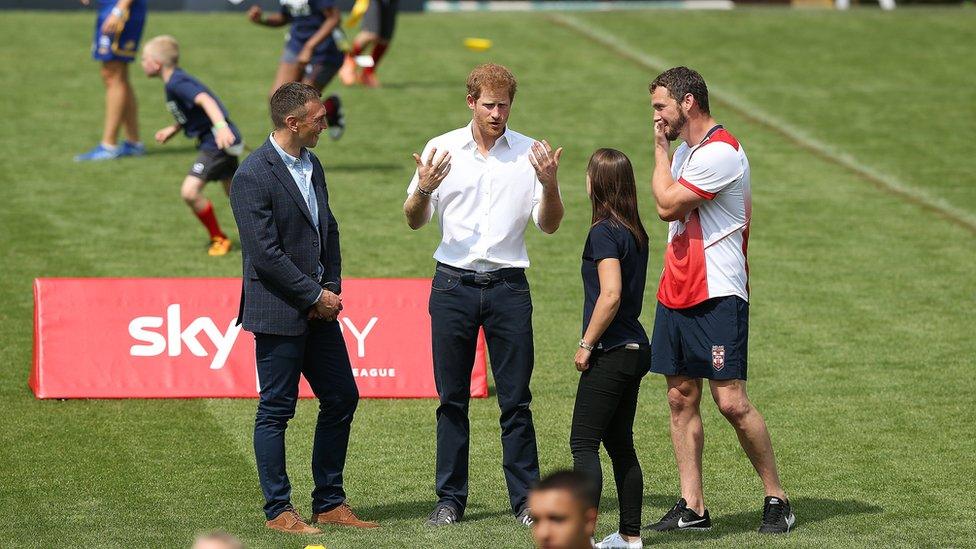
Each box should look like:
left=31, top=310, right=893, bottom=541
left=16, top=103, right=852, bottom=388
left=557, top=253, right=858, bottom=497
left=549, top=12, right=976, bottom=234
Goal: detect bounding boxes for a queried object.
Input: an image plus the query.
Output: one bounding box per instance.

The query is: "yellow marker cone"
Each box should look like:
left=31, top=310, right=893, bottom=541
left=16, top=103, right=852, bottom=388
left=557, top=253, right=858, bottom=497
left=464, top=38, right=493, bottom=52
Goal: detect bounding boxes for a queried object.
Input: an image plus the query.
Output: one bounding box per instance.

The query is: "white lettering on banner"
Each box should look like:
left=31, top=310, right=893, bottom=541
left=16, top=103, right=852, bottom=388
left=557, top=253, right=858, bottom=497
left=128, top=304, right=242, bottom=370
left=130, top=309, right=377, bottom=372
left=337, top=317, right=378, bottom=358
left=352, top=368, right=397, bottom=378
left=128, top=317, right=165, bottom=356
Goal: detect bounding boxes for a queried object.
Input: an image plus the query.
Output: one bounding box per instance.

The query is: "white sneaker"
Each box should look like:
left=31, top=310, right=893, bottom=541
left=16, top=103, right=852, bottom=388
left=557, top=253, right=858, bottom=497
left=595, top=531, right=643, bottom=548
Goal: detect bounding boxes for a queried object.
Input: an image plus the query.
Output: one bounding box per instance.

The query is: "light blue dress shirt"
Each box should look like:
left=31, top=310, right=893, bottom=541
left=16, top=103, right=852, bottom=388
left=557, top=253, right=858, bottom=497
left=270, top=134, right=324, bottom=282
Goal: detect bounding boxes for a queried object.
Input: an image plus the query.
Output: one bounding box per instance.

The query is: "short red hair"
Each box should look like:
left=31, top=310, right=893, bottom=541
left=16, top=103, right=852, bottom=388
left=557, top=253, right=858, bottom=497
left=466, top=63, right=517, bottom=102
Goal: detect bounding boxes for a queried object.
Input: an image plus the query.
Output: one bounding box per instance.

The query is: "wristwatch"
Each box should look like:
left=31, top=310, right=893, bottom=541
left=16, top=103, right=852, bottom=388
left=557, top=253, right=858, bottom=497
left=578, top=339, right=594, bottom=352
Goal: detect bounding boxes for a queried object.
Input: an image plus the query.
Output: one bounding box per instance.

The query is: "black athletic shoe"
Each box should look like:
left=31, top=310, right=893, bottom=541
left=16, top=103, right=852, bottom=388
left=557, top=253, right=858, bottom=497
left=516, top=506, right=534, bottom=527
left=644, top=498, right=711, bottom=531
left=758, top=496, right=795, bottom=534
left=325, top=94, right=345, bottom=140
left=426, top=503, right=460, bottom=527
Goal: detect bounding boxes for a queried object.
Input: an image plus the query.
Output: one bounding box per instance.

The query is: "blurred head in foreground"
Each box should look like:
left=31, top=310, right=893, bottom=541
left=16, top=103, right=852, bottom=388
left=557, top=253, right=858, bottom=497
left=529, top=470, right=598, bottom=549
left=191, top=531, right=244, bottom=549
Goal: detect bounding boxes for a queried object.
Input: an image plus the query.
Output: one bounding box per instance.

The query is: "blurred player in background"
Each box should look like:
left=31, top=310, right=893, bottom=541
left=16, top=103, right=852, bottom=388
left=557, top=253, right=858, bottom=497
left=248, top=0, right=346, bottom=140
left=338, top=0, right=399, bottom=88
left=141, top=35, right=244, bottom=257
left=75, top=0, right=147, bottom=161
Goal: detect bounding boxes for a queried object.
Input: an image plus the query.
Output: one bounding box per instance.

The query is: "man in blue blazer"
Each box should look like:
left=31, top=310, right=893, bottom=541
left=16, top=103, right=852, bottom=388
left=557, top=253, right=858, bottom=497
left=230, top=82, right=378, bottom=534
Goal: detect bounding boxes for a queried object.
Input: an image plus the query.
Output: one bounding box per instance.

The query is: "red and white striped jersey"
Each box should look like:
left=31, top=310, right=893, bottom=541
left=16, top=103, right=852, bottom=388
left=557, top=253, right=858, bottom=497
left=657, top=126, right=752, bottom=310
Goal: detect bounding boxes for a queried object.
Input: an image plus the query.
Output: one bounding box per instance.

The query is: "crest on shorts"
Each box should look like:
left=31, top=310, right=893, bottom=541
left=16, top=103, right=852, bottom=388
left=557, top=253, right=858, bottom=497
left=711, top=345, right=725, bottom=371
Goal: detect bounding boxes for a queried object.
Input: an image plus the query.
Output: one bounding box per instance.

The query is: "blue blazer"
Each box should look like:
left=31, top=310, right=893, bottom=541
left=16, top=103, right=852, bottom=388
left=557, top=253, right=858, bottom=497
left=230, top=137, right=341, bottom=336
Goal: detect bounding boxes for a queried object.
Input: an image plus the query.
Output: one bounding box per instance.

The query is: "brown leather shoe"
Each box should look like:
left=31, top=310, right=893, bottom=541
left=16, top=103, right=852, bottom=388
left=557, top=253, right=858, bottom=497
left=312, top=502, right=380, bottom=529
left=266, top=508, right=322, bottom=534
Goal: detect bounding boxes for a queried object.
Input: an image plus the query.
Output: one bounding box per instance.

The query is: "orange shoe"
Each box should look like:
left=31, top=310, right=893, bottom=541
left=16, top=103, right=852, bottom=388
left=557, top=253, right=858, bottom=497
left=312, top=503, right=380, bottom=529
left=208, top=236, right=232, bottom=256
left=266, top=508, right=322, bottom=534
left=339, top=55, right=358, bottom=86
left=359, top=70, right=380, bottom=89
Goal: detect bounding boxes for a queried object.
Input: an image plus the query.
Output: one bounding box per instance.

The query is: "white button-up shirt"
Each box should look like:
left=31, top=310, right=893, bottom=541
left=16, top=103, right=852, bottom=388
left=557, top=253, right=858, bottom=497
left=407, top=122, right=550, bottom=272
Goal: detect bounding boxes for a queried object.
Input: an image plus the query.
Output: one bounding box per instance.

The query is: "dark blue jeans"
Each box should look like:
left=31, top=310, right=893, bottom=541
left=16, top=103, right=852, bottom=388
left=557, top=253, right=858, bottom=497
left=429, top=264, right=541, bottom=516
left=253, top=320, right=359, bottom=520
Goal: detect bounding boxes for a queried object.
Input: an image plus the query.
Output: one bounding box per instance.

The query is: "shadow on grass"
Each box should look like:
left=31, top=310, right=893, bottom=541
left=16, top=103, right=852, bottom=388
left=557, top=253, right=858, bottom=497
left=643, top=497, right=883, bottom=542
left=357, top=499, right=510, bottom=523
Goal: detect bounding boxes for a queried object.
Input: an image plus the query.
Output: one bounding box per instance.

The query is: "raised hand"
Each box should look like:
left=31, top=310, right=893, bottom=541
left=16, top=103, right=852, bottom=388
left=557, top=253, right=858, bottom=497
left=529, top=140, right=563, bottom=187
left=653, top=118, right=671, bottom=151
left=412, top=147, right=452, bottom=194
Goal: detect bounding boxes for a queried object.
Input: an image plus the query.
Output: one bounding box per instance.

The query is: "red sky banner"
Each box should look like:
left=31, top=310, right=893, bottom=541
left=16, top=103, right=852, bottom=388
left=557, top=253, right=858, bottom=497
left=31, top=278, right=488, bottom=399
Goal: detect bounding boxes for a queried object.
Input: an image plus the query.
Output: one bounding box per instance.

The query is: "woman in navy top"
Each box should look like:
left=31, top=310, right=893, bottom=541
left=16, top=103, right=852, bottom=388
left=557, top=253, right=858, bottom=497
left=571, top=148, right=650, bottom=548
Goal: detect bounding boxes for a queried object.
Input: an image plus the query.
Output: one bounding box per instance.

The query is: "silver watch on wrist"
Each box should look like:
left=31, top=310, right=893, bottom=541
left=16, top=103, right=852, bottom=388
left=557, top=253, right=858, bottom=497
left=578, top=339, right=594, bottom=352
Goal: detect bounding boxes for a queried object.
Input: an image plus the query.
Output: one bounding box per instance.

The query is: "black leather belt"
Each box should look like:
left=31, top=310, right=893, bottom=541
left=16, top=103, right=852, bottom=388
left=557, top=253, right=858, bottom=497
left=436, top=262, right=524, bottom=288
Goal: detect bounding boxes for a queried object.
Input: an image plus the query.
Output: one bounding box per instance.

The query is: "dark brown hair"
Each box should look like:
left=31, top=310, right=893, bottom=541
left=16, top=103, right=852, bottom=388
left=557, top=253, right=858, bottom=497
left=466, top=63, right=517, bottom=101
left=587, top=148, right=648, bottom=250
left=270, top=82, right=321, bottom=129
left=650, top=66, right=710, bottom=115
left=533, top=470, right=598, bottom=510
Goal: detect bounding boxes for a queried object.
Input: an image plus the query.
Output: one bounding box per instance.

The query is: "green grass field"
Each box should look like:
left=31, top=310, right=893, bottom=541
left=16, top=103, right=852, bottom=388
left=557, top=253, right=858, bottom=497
left=1, top=7, right=975, bottom=548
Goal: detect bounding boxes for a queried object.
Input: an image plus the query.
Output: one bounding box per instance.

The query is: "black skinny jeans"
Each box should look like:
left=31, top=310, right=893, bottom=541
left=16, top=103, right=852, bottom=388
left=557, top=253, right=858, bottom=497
left=570, top=345, right=650, bottom=536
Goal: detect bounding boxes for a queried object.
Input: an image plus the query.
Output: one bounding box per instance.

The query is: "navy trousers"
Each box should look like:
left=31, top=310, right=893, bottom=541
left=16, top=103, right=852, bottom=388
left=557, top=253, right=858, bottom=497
left=429, top=264, right=541, bottom=516
left=253, top=320, right=359, bottom=520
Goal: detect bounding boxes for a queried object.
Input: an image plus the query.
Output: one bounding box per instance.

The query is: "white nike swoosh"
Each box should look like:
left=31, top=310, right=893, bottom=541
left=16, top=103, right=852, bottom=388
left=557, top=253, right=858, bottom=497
left=677, top=518, right=707, bottom=528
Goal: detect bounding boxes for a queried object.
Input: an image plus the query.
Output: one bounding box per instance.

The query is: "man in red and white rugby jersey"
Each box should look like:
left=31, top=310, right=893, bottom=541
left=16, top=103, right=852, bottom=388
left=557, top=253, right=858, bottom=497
left=645, top=67, right=795, bottom=535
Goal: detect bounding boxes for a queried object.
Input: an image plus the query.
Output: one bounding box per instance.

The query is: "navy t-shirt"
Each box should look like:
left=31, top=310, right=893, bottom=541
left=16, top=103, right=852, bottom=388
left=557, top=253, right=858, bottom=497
left=164, top=68, right=241, bottom=151
left=281, top=0, right=341, bottom=64
left=581, top=218, right=650, bottom=350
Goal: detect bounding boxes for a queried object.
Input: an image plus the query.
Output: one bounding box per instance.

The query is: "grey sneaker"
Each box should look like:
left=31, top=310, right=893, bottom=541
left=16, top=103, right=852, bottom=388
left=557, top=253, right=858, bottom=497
left=516, top=507, right=534, bottom=527
left=426, top=504, right=460, bottom=527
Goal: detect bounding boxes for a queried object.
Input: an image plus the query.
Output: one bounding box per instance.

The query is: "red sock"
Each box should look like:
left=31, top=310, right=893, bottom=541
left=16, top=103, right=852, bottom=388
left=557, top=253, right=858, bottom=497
left=195, top=200, right=225, bottom=239
left=365, top=42, right=389, bottom=75
left=350, top=43, right=364, bottom=57
left=323, top=96, right=337, bottom=119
